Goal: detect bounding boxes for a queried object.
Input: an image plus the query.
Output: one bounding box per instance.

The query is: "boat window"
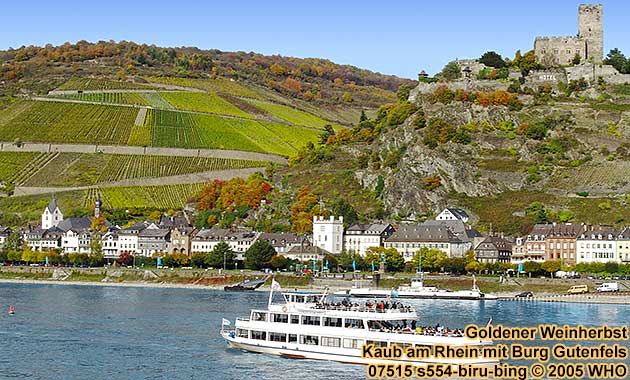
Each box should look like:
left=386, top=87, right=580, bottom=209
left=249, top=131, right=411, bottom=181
left=368, top=320, right=393, bottom=331
left=301, top=315, right=321, bottom=326
left=272, top=314, right=288, bottom=323
left=344, top=318, right=364, bottom=329
left=306, top=295, right=319, bottom=303
left=323, top=317, right=342, bottom=327
left=366, top=340, right=388, bottom=347
left=252, top=312, right=267, bottom=322
left=321, top=336, right=341, bottom=347
left=300, top=335, right=319, bottom=345
left=294, top=295, right=305, bottom=303
left=236, top=329, right=248, bottom=338
left=269, top=332, right=287, bottom=342
left=393, top=343, right=413, bottom=351
left=288, top=334, right=297, bottom=343
left=251, top=330, right=266, bottom=341
left=290, top=315, right=299, bottom=324
left=343, top=338, right=361, bottom=349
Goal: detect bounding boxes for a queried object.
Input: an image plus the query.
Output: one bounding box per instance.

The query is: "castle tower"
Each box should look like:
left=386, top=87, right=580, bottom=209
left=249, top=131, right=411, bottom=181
left=578, top=4, right=603, bottom=64
left=94, top=193, right=103, bottom=218
left=312, top=215, right=344, bottom=254
left=42, top=195, right=63, bottom=229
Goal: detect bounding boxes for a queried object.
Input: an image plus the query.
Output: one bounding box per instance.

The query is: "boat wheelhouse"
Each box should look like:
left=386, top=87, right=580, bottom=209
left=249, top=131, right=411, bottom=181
left=220, top=290, right=497, bottom=365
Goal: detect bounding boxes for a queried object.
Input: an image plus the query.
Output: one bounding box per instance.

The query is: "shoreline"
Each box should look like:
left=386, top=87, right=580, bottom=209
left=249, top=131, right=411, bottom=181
left=3, top=278, right=630, bottom=305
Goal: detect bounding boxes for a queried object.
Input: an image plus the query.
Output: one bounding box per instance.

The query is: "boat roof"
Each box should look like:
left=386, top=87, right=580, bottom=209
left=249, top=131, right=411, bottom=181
left=282, top=291, right=324, bottom=295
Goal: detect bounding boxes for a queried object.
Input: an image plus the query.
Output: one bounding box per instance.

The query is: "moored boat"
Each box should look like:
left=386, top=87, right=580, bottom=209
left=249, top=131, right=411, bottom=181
left=334, top=276, right=498, bottom=301
left=220, top=282, right=497, bottom=366
left=224, top=276, right=269, bottom=291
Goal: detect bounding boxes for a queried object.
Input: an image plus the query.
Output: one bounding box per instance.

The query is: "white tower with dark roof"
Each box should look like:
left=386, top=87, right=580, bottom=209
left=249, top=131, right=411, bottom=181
left=42, top=195, right=63, bottom=229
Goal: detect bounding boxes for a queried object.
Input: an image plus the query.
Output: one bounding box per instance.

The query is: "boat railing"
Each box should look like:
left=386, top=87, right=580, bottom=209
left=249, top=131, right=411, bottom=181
left=236, top=317, right=250, bottom=322
left=311, top=303, right=415, bottom=314
left=369, top=327, right=465, bottom=338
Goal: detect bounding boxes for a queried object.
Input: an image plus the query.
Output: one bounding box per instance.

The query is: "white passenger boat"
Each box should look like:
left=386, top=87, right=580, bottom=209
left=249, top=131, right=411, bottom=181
left=334, top=276, right=498, bottom=301
left=220, top=284, right=497, bottom=365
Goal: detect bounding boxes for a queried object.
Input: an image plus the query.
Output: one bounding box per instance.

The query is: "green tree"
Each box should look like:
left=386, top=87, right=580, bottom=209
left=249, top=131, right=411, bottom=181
left=409, top=248, right=448, bottom=272
left=396, top=84, right=412, bottom=103
left=269, top=255, right=288, bottom=270
left=364, top=247, right=404, bottom=272
left=479, top=51, right=506, bottom=68
left=541, top=260, right=561, bottom=276
left=4, top=231, right=21, bottom=252
left=439, top=61, right=461, bottom=81
left=7, top=250, right=21, bottom=263
left=206, top=241, right=234, bottom=269
left=88, top=236, right=104, bottom=267
left=244, top=240, right=276, bottom=270
left=330, top=198, right=358, bottom=226
left=191, top=252, right=207, bottom=268
left=338, top=251, right=363, bottom=271
left=604, top=261, right=619, bottom=274
left=522, top=261, right=542, bottom=276
left=322, top=254, right=338, bottom=272
left=572, top=53, right=581, bottom=65
left=604, top=48, right=628, bottom=74
left=319, top=125, right=335, bottom=144
left=465, top=260, right=482, bottom=273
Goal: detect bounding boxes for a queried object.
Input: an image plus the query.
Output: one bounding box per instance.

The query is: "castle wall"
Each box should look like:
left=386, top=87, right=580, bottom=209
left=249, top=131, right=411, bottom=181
left=534, top=37, right=586, bottom=66
left=523, top=69, right=568, bottom=88
left=566, top=64, right=630, bottom=84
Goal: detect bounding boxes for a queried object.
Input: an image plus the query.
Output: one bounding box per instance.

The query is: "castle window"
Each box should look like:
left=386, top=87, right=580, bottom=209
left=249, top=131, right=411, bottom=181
left=566, top=49, right=571, bottom=54
left=553, top=49, right=559, bottom=54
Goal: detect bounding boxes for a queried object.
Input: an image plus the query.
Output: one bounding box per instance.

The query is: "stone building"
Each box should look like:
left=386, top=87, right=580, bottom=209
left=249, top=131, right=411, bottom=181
left=545, top=223, right=584, bottom=266
left=534, top=4, right=603, bottom=66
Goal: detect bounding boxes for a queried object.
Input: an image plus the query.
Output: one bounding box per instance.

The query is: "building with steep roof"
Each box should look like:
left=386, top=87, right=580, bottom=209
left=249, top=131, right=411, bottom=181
left=436, top=207, right=470, bottom=223
left=617, top=227, right=630, bottom=263
left=473, top=236, right=512, bottom=263
left=191, top=228, right=261, bottom=261
left=384, top=223, right=468, bottom=261
left=576, top=225, right=617, bottom=264
left=259, top=232, right=303, bottom=255
left=343, top=223, right=395, bottom=256
left=41, top=195, right=63, bottom=230
left=545, top=223, right=584, bottom=266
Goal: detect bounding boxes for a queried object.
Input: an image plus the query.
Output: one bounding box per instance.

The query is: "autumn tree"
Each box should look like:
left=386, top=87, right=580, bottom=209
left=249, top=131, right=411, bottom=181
left=290, top=186, right=323, bottom=234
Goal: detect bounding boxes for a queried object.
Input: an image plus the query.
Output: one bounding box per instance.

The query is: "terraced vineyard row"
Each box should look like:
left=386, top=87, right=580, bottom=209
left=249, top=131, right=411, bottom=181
left=57, top=77, right=154, bottom=91
left=550, top=162, right=630, bottom=189
left=0, top=152, right=47, bottom=184
left=249, top=99, right=335, bottom=129
left=86, top=183, right=204, bottom=209
left=148, top=77, right=265, bottom=99
left=22, top=153, right=267, bottom=187
left=0, top=101, right=137, bottom=144
left=50, top=92, right=149, bottom=106
left=159, top=92, right=251, bottom=118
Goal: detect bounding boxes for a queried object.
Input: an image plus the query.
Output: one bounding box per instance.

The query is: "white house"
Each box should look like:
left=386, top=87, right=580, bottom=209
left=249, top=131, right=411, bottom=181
left=436, top=207, right=469, bottom=223
left=59, top=218, right=93, bottom=254
left=116, top=222, right=147, bottom=256
left=191, top=228, right=261, bottom=261
left=41, top=196, right=63, bottom=230
left=384, top=223, right=468, bottom=261
left=313, top=215, right=343, bottom=254
left=343, top=223, right=395, bottom=256
left=576, top=226, right=617, bottom=264
left=102, top=230, right=119, bottom=259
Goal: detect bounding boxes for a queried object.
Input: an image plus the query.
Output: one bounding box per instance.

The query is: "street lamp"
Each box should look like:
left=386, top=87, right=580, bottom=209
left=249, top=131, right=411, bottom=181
left=223, top=251, right=227, bottom=271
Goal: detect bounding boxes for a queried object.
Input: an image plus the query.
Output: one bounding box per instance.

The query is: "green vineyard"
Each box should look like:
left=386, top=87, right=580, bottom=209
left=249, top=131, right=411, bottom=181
left=249, top=100, right=335, bottom=129
left=0, top=152, right=51, bottom=184
left=0, top=101, right=137, bottom=145
left=160, top=92, right=251, bottom=118
left=140, top=92, right=174, bottom=109
left=22, top=153, right=267, bottom=187
left=86, top=183, right=204, bottom=209
left=57, top=77, right=154, bottom=91
left=49, top=92, right=149, bottom=106
left=148, top=77, right=266, bottom=99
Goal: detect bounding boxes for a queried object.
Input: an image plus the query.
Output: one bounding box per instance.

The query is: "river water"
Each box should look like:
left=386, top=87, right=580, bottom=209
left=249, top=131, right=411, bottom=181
left=0, top=283, right=628, bottom=379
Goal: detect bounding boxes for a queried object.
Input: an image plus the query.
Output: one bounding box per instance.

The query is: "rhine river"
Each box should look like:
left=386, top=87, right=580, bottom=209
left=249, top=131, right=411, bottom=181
left=1, top=283, right=629, bottom=379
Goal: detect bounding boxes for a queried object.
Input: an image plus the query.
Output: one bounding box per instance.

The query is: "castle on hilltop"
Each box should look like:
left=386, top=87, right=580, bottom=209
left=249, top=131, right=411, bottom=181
left=534, top=4, right=603, bottom=67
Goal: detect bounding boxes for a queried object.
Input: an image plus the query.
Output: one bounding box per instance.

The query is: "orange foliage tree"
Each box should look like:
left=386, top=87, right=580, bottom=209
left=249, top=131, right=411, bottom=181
left=290, top=186, right=325, bottom=234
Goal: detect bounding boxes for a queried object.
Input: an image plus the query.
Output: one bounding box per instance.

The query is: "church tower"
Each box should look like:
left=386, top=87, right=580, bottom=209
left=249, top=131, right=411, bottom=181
left=578, top=4, right=603, bottom=64
left=94, top=193, right=103, bottom=218
left=42, top=195, right=63, bottom=229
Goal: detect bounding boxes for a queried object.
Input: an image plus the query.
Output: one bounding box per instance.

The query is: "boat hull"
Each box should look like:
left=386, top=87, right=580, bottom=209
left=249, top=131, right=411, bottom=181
left=221, top=332, right=498, bottom=366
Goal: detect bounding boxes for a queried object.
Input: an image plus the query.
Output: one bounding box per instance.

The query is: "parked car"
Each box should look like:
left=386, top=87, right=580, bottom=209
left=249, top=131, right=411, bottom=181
left=596, top=282, right=619, bottom=292
left=567, top=285, right=589, bottom=294
left=515, top=291, right=534, bottom=298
